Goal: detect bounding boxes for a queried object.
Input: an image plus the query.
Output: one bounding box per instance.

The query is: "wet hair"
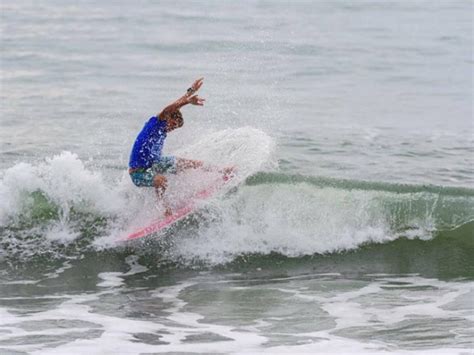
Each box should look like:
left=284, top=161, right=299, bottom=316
left=171, top=110, right=183, bottom=127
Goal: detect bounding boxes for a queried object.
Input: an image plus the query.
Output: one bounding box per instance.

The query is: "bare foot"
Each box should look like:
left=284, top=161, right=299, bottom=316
left=221, top=166, right=235, bottom=175
left=164, top=207, right=173, bottom=217
left=221, top=166, right=236, bottom=181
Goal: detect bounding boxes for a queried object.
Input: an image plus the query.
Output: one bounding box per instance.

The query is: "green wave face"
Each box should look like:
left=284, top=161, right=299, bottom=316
left=246, top=172, right=474, bottom=232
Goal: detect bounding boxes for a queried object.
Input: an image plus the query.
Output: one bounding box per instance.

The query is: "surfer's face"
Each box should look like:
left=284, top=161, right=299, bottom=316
left=166, top=110, right=183, bottom=132
left=166, top=117, right=183, bottom=132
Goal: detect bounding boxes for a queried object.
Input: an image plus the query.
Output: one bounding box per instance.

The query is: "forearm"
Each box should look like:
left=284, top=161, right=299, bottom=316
left=157, top=77, right=204, bottom=119
left=158, top=93, right=190, bottom=118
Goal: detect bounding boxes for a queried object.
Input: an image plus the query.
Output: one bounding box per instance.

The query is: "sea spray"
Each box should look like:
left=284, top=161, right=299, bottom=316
left=0, top=128, right=276, bottom=259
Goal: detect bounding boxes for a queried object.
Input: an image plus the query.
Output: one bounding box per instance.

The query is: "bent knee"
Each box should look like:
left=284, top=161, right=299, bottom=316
left=153, top=175, right=168, bottom=189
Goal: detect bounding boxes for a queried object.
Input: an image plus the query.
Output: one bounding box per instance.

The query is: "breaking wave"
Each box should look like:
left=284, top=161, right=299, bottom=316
left=0, top=128, right=473, bottom=271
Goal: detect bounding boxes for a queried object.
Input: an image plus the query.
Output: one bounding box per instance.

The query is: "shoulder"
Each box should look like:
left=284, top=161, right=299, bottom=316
left=145, top=116, right=163, bottom=126
left=140, top=116, right=165, bottom=133
left=149, top=115, right=167, bottom=131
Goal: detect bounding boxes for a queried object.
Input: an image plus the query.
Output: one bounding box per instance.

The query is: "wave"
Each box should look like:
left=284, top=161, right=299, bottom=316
left=165, top=173, right=473, bottom=266
left=211, top=219, right=474, bottom=280
left=0, top=129, right=473, bottom=268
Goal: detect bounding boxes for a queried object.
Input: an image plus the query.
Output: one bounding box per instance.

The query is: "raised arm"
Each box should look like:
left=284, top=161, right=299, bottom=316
left=158, top=77, right=205, bottom=120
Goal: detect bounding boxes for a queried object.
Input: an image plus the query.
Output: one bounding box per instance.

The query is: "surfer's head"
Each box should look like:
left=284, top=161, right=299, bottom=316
left=166, top=110, right=184, bottom=132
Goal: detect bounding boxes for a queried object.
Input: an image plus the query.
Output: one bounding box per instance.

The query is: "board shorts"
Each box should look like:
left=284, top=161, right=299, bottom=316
left=129, top=156, right=177, bottom=187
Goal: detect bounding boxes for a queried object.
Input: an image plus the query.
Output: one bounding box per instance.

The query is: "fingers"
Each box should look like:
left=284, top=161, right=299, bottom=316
left=188, top=95, right=205, bottom=106
left=188, top=94, right=198, bottom=103
left=192, top=77, right=204, bottom=91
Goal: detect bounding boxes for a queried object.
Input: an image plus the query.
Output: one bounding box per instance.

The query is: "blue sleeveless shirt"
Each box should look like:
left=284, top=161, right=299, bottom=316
left=129, top=116, right=167, bottom=169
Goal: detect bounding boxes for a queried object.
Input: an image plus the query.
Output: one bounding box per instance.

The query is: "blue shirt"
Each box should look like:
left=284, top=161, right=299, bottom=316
left=129, top=116, right=167, bottom=169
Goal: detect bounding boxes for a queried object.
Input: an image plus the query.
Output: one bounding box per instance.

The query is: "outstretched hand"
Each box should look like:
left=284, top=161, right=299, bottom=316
left=187, top=77, right=204, bottom=97
left=160, top=77, right=206, bottom=116
left=190, top=77, right=204, bottom=92
left=187, top=95, right=205, bottom=106
left=185, top=77, right=205, bottom=105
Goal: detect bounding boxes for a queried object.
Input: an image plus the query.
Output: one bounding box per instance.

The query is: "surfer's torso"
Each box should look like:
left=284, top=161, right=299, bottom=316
left=129, top=116, right=167, bottom=169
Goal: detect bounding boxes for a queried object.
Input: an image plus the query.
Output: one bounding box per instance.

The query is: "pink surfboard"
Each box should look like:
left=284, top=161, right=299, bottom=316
left=122, top=173, right=234, bottom=241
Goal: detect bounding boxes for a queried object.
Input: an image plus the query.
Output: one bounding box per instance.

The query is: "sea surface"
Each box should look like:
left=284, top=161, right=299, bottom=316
left=1, top=1, right=473, bottom=353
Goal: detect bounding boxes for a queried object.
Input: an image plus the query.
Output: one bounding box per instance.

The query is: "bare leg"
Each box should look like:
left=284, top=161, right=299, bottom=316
left=153, top=174, right=172, bottom=217
left=176, top=158, right=204, bottom=172
left=176, top=158, right=235, bottom=177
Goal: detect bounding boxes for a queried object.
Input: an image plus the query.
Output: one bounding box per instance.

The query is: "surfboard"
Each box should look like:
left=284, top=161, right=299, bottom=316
left=122, top=172, right=235, bottom=241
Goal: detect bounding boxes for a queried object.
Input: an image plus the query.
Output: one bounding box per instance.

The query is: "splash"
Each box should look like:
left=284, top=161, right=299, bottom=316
left=175, top=126, right=277, bottom=175
left=0, top=128, right=276, bottom=260
left=0, top=152, right=122, bottom=226
left=0, top=151, right=130, bottom=260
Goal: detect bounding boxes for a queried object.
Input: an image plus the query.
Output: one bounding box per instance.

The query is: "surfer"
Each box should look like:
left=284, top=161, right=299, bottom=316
left=128, top=77, right=207, bottom=215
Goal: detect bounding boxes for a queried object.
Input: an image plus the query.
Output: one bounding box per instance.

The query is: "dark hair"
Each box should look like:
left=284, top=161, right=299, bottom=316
left=171, top=110, right=183, bottom=127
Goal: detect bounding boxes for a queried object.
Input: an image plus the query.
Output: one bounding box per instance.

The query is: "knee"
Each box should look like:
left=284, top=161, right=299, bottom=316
left=153, top=175, right=168, bottom=190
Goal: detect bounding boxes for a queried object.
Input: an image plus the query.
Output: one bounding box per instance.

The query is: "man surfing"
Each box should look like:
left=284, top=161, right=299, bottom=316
left=128, top=77, right=209, bottom=215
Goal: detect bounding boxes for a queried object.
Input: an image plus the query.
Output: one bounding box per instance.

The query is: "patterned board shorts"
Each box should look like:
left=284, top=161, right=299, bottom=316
left=129, top=156, right=177, bottom=187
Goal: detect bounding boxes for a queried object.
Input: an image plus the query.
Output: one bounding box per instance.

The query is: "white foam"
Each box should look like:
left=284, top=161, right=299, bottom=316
left=0, top=279, right=268, bottom=354
left=43, top=261, right=73, bottom=280
left=170, top=184, right=410, bottom=265
left=0, top=272, right=471, bottom=354
left=261, top=276, right=474, bottom=353
left=0, top=152, right=125, bottom=226
left=97, top=272, right=125, bottom=288
left=97, top=255, right=148, bottom=288
left=44, top=222, right=80, bottom=243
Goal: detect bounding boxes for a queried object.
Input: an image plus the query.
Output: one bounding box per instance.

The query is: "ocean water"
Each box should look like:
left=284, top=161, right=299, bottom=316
left=1, top=0, right=473, bottom=353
